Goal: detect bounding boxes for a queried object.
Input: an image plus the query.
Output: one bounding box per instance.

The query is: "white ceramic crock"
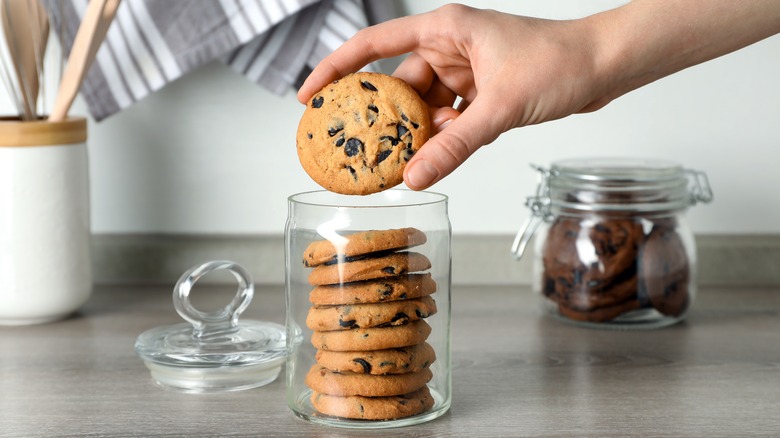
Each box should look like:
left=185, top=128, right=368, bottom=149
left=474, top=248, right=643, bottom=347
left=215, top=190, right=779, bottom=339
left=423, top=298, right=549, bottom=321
left=0, top=117, right=91, bottom=325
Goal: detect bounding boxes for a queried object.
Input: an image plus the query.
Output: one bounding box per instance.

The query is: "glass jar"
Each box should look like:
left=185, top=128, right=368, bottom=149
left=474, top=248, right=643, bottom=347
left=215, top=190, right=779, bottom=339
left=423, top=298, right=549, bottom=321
left=285, top=190, right=451, bottom=428
left=512, top=158, right=712, bottom=330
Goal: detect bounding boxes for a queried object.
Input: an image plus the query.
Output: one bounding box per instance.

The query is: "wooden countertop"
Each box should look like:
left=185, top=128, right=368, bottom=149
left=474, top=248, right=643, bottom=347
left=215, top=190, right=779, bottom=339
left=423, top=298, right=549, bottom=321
left=1, top=284, right=778, bottom=437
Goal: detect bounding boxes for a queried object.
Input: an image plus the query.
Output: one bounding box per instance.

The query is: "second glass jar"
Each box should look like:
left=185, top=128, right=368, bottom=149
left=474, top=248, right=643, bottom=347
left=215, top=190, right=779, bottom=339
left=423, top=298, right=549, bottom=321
left=513, top=158, right=712, bottom=330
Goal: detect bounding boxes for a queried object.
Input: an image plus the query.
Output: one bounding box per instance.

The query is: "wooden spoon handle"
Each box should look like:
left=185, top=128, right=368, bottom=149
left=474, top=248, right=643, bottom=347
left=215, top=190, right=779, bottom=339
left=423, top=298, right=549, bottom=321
left=1, top=0, right=37, bottom=119
left=49, top=0, right=113, bottom=122
left=89, top=0, right=120, bottom=63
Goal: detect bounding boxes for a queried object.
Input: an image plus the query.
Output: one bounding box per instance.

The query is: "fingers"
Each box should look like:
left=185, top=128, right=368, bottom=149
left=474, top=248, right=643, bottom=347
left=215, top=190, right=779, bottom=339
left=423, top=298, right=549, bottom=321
left=392, top=53, right=435, bottom=96
left=394, top=53, right=458, bottom=108
left=404, top=97, right=503, bottom=190
left=429, top=106, right=460, bottom=132
left=297, top=14, right=429, bottom=103
left=423, top=79, right=459, bottom=109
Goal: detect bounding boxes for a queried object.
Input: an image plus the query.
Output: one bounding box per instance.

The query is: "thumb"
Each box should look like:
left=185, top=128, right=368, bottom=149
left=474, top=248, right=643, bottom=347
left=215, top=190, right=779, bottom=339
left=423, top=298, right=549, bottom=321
left=404, top=97, right=504, bottom=190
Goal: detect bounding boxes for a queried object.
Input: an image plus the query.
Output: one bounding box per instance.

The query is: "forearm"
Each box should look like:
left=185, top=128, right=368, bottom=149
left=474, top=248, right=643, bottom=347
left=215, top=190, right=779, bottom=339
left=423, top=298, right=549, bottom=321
left=587, top=0, right=780, bottom=107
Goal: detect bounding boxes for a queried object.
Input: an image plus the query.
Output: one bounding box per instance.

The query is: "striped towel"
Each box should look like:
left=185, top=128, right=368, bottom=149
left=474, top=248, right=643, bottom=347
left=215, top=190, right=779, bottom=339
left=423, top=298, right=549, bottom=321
left=43, top=0, right=399, bottom=121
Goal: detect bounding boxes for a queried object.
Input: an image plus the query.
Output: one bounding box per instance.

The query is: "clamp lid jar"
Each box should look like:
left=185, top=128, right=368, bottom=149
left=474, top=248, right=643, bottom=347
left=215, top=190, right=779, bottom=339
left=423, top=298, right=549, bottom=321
left=512, top=157, right=712, bottom=330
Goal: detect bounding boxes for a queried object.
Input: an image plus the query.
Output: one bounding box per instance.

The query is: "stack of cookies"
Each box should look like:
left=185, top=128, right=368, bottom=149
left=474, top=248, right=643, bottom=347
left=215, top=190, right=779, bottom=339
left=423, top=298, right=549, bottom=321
left=302, top=227, right=438, bottom=420
left=541, top=217, right=690, bottom=323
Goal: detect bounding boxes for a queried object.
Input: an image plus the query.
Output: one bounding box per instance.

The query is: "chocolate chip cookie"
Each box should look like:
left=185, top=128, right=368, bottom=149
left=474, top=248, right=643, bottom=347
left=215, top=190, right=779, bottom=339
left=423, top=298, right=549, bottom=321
left=309, top=273, right=437, bottom=305
left=296, top=72, right=431, bottom=195
left=307, top=251, right=432, bottom=286
left=303, top=227, right=427, bottom=267
left=310, top=386, right=434, bottom=420
left=306, top=365, right=432, bottom=397
left=638, top=223, right=691, bottom=316
left=306, top=296, right=438, bottom=331
left=315, top=342, right=436, bottom=375
left=542, top=217, right=644, bottom=294
left=310, top=320, right=432, bottom=352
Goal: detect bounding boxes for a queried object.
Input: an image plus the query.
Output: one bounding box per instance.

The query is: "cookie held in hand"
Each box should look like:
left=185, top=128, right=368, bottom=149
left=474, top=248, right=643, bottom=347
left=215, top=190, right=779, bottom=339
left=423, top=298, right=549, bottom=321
left=296, top=72, right=431, bottom=195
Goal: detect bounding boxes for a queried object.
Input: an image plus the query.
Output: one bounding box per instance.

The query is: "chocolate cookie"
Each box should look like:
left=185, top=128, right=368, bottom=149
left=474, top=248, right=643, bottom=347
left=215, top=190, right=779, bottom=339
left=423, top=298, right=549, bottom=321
left=542, top=217, right=643, bottom=295
left=638, top=224, right=690, bottom=317
left=296, top=72, right=431, bottom=195
left=309, top=273, right=437, bottom=305
left=311, top=320, right=432, bottom=352
left=306, top=296, right=438, bottom=331
left=306, top=365, right=432, bottom=397
left=303, top=227, right=427, bottom=267
left=308, top=251, right=432, bottom=286
left=557, top=297, right=642, bottom=323
left=310, top=386, right=434, bottom=420
left=315, top=342, right=436, bottom=375
left=560, top=275, right=639, bottom=311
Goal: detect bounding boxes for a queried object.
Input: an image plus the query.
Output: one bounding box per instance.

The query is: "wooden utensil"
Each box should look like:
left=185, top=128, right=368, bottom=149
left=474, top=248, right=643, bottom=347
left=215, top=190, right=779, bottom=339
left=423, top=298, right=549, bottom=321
left=49, top=0, right=120, bottom=122
left=1, top=0, right=46, bottom=119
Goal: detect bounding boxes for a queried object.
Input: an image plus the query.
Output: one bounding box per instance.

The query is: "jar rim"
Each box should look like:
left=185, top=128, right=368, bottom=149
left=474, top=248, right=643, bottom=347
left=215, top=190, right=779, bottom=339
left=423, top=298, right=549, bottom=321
left=550, top=157, right=684, bottom=183
left=544, top=157, right=710, bottom=213
left=288, top=189, right=448, bottom=209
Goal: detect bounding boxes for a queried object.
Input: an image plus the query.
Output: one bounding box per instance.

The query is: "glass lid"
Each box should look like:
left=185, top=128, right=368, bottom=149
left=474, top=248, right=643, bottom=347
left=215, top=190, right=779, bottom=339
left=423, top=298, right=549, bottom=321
left=134, top=261, right=289, bottom=393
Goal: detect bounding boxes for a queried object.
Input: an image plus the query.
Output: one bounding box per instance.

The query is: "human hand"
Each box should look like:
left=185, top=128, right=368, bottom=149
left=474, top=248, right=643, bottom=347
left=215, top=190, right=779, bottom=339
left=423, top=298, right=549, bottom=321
left=298, top=1, right=780, bottom=190
left=297, top=4, right=608, bottom=190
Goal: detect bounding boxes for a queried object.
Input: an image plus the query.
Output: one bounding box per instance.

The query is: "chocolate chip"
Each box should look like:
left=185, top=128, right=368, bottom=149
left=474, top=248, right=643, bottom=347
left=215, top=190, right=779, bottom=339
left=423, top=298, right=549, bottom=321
left=380, top=285, right=393, bottom=297
left=377, top=149, right=392, bottom=164
left=380, top=135, right=399, bottom=146
left=339, top=318, right=357, bottom=328
left=306, top=132, right=312, bottom=139
left=335, top=134, right=345, bottom=147
left=401, top=113, right=409, bottom=122
left=346, top=165, right=358, bottom=181
left=397, top=124, right=409, bottom=138
left=345, top=138, right=363, bottom=157
left=328, top=124, right=343, bottom=137
left=403, top=149, right=415, bottom=162
left=410, top=121, right=420, bottom=129
left=415, top=309, right=427, bottom=318
left=361, top=81, right=378, bottom=91
left=399, top=293, right=407, bottom=299
left=368, top=104, right=379, bottom=113
left=311, top=96, right=323, bottom=108
left=382, top=267, right=396, bottom=274
left=353, top=358, right=372, bottom=373
left=391, top=312, right=409, bottom=324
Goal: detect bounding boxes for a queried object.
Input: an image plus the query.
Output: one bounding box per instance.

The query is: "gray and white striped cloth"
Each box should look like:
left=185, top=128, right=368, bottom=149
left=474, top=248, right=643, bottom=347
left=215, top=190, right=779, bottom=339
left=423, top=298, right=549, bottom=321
left=43, top=0, right=399, bottom=121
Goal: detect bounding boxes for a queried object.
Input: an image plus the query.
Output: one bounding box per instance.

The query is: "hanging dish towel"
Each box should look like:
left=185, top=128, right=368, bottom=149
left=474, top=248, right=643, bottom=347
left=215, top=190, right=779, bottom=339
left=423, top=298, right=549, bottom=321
left=43, top=0, right=399, bottom=121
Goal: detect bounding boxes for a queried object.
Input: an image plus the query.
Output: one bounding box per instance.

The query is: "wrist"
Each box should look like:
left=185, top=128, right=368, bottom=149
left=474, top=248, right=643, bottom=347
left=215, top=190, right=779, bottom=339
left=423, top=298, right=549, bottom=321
left=583, top=0, right=780, bottom=109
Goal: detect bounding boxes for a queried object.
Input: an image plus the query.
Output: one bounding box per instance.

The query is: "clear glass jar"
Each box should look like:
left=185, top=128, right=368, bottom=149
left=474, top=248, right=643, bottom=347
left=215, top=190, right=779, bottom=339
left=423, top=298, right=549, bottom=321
left=512, top=158, right=712, bottom=330
left=285, top=190, right=451, bottom=428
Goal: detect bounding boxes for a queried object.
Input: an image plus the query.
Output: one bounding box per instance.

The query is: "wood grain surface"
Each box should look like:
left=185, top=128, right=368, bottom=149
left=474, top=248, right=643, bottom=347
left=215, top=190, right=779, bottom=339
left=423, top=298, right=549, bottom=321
left=1, top=285, right=778, bottom=437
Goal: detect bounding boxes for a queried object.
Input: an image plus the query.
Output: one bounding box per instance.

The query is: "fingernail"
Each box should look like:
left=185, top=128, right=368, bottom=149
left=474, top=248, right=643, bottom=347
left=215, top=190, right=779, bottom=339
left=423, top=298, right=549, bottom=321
left=433, top=118, right=453, bottom=130
left=407, top=159, right=439, bottom=189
